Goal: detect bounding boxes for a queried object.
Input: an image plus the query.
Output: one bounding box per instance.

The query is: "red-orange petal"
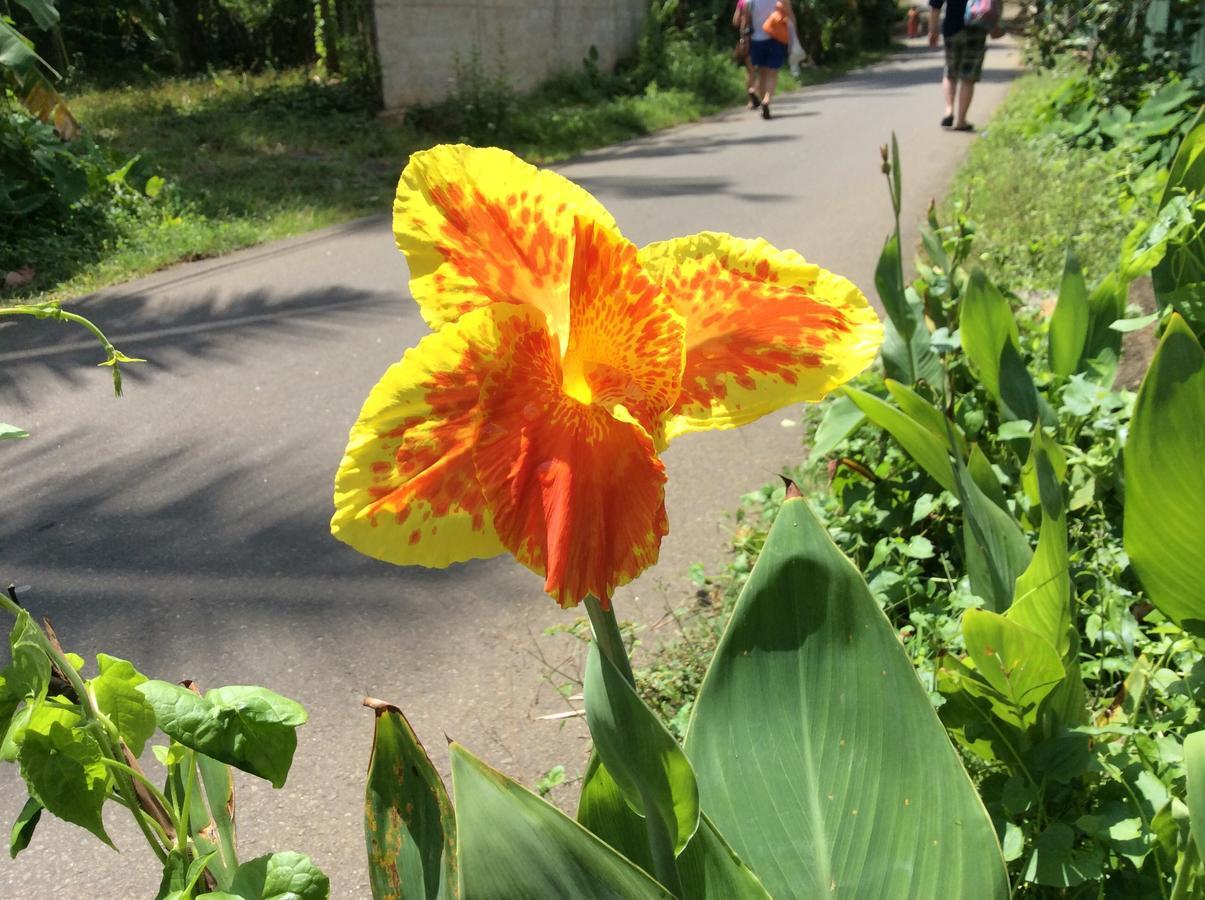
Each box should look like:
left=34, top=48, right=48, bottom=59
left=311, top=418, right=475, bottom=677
left=394, top=145, right=617, bottom=344
left=331, top=307, right=515, bottom=568
left=638, top=232, right=882, bottom=442
left=563, top=217, right=685, bottom=430
left=473, top=313, right=668, bottom=608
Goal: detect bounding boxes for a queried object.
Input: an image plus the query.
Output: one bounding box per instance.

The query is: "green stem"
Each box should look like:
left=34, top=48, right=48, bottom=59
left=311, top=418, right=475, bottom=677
left=177, top=749, right=198, bottom=854
left=584, top=596, right=635, bottom=687
left=1170, top=836, right=1200, bottom=900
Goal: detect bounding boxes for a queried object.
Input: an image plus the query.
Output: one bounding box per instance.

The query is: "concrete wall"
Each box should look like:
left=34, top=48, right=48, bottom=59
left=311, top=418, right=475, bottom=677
left=374, top=0, right=649, bottom=109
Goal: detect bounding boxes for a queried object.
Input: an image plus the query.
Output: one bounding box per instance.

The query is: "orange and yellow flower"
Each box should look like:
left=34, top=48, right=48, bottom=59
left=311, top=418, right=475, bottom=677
left=332, top=145, right=882, bottom=608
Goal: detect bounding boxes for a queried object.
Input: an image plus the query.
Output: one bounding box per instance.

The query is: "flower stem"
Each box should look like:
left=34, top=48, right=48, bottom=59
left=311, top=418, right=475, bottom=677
left=583, top=597, right=682, bottom=895
left=584, top=596, right=635, bottom=686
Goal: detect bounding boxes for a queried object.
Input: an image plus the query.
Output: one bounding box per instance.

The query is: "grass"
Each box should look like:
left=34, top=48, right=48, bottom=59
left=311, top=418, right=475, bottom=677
left=6, top=40, right=892, bottom=305
left=943, top=69, right=1155, bottom=297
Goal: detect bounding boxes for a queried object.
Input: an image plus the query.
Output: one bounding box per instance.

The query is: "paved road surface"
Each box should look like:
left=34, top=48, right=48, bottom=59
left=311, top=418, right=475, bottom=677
left=0, top=37, right=1019, bottom=898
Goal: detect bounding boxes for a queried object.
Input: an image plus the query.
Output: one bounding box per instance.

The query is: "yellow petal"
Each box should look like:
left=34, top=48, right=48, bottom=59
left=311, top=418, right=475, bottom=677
left=331, top=306, right=519, bottom=568
left=638, top=232, right=882, bottom=443
left=394, top=144, right=617, bottom=345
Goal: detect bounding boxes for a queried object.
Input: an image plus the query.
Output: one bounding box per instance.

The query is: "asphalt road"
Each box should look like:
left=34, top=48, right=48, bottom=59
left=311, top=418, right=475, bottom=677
left=0, top=36, right=1019, bottom=899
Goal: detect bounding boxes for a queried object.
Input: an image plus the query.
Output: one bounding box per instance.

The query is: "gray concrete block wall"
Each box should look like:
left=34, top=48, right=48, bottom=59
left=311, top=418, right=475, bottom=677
left=375, top=0, right=650, bottom=109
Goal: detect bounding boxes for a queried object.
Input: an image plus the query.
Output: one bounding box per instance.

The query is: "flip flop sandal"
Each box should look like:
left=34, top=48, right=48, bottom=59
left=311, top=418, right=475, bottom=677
left=941, top=114, right=954, bottom=127
left=762, top=103, right=772, bottom=119
left=748, top=89, right=761, bottom=109
left=953, top=123, right=975, bottom=132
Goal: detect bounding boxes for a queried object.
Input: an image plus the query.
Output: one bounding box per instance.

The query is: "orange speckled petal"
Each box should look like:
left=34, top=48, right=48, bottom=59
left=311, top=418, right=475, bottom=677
left=394, top=144, right=617, bottom=343
left=331, top=306, right=518, bottom=568
left=473, top=314, right=668, bottom=608
left=563, top=217, right=685, bottom=428
left=638, top=232, right=883, bottom=443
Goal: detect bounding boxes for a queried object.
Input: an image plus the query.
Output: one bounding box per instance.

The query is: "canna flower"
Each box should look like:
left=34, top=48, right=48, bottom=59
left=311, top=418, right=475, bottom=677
left=332, top=145, right=881, bottom=608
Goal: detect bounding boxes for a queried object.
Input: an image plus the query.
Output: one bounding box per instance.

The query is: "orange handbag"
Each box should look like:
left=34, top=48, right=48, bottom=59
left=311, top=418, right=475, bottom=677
left=762, top=1, right=790, bottom=43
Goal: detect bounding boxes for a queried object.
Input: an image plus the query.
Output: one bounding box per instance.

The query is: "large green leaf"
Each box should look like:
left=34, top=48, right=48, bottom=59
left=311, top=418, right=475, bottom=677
left=961, top=609, right=1065, bottom=724
left=578, top=756, right=770, bottom=899
left=13, top=0, right=60, bottom=30
left=1186, top=730, right=1205, bottom=860
left=885, top=379, right=968, bottom=456
left=6, top=611, right=49, bottom=703
left=0, top=20, right=37, bottom=72
left=1008, top=430, right=1073, bottom=658
left=1049, top=246, right=1089, bottom=377
left=194, top=753, right=239, bottom=889
left=1123, top=314, right=1205, bottom=633
left=685, top=496, right=1008, bottom=898
left=364, top=700, right=457, bottom=900
left=1152, top=109, right=1205, bottom=335
left=449, top=743, right=670, bottom=898
left=584, top=642, right=699, bottom=857
left=844, top=386, right=957, bottom=494
left=88, top=654, right=155, bottom=758
left=18, top=710, right=112, bottom=846
left=139, top=681, right=307, bottom=788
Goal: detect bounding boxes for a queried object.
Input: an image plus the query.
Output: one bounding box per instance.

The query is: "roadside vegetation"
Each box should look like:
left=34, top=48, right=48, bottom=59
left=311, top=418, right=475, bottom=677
left=628, top=5, right=1205, bottom=892
left=2, top=0, right=898, bottom=303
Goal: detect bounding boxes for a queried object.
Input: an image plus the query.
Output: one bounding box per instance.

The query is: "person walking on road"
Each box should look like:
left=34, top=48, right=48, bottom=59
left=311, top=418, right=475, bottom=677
left=928, top=0, right=1003, bottom=131
left=744, top=0, right=795, bottom=120
left=733, top=0, right=758, bottom=108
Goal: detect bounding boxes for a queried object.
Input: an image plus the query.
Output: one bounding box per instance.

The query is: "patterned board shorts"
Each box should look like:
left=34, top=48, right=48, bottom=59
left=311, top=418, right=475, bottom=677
left=945, top=27, right=988, bottom=82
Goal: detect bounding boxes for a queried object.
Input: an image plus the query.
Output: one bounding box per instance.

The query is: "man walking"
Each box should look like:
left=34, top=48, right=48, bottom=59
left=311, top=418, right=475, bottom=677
left=928, top=0, right=1000, bottom=131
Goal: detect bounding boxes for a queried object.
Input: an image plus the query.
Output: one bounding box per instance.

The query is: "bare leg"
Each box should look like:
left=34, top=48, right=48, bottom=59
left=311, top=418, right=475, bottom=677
left=761, top=67, right=780, bottom=107
left=942, top=74, right=955, bottom=120
left=955, top=79, right=975, bottom=128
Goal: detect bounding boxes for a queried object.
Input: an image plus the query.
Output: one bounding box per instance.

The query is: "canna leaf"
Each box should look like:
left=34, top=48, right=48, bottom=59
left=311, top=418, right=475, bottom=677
left=686, top=496, right=1008, bottom=898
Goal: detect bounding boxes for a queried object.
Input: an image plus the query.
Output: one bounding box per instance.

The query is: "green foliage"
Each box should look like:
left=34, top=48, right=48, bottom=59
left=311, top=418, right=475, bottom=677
left=363, top=700, right=456, bottom=900
left=0, top=596, right=322, bottom=898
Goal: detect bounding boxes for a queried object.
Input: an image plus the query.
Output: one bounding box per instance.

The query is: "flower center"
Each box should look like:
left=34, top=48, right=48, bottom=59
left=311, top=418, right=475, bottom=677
left=561, top=352, right=594, bottom=405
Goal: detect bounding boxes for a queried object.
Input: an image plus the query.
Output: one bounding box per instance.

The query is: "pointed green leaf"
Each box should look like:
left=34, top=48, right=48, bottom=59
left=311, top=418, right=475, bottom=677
left=226, top=852, right=329, bottom=900
left=18, top=714, right=111, bottom=846
left=686, top=497, right=1008, bottom=898
left=961, top=268, right=1017, bottom=403
left=13, top=0, right=60, bottom=30
left=1008, top=430, right=1072, bottom=658
left=1153, top=109, right=1205, bottom=334
left=949, top=438, right=1032, bottom=612
left=1186, top=730, right=1205, bottom=860
left=364, top=700, right=457, bottom=900
left=1080, top=274, right=1126, bottom=383
left=449, top=743, right=669, bottom=899
left=584, top=642, right=699, bottom=855
left=885, top=379, right=968, bottom=455
left=920, top=224, right=951, bottom=276
left=875, top=233, right=913, bottom=339
left=190, top=753, right=238, bottom=889
left=962, top=609, right=1065, bottom=722
left=844, top=386, right=957, bottom=494
left=89, top=654, right=155, bottom=758
left=967, top=444, right=1008, bottom=512
left=0, top=423, right=29, bottom=441
left=578, top=756, right=770, bottom=899
left=809, top=393, right=865, bottom=459
left=9, top=796, right=41, bottom=858
left=1124, top=314, right=1205, bottom=633
left=7, top=611, right=49, bottom=703
left=1049, top=246, right=1089, bottom=376
left=138, top=681, right=307, bottom=788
